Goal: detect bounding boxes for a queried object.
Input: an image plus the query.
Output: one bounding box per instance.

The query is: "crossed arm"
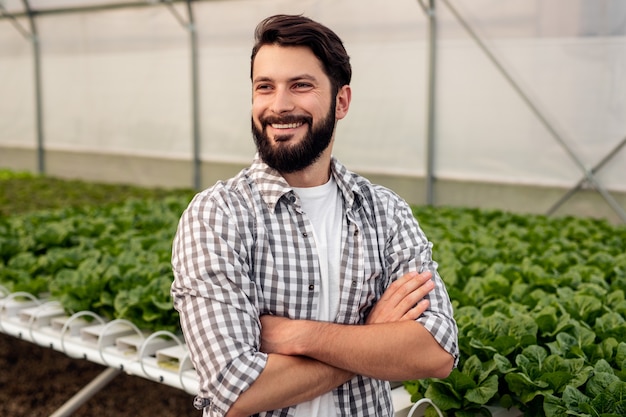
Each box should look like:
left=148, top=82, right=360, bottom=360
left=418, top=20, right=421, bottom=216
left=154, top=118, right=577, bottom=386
left=225, top=271, right=455, bottom=417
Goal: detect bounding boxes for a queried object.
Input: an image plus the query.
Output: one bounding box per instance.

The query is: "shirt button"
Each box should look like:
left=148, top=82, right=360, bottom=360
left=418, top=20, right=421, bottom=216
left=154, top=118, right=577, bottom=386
left=354, top=229, right=359, bottom=236
left=352, top=281, right=357, bottom=287
left=302, top=232, right=308, bottom=237
left=309, top=284, right=315, bottom=291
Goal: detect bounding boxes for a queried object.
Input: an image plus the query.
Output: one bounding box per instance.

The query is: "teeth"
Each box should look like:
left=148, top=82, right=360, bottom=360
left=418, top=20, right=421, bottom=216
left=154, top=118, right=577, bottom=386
left=272, top=122, right=302, bottom=129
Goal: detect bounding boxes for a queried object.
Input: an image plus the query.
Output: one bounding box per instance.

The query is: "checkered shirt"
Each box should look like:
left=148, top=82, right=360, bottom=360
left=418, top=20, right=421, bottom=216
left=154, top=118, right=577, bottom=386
left=171, top=156, right=459, bottom=417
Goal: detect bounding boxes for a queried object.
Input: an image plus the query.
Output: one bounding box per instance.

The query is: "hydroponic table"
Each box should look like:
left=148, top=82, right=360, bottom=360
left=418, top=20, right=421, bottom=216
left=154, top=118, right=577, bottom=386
left=0, top=289, right=521, bottom=417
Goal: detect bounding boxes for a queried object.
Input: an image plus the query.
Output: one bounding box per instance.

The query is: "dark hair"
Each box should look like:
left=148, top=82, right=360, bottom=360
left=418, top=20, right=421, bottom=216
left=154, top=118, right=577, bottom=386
left=250, top=14, right=352, bottom=94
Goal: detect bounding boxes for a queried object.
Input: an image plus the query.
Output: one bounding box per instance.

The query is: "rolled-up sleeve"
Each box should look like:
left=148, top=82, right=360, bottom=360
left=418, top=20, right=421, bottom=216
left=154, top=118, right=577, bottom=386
left=384, top=196, right=459, bottom=367
left=171, top=190, right=266, bottom=416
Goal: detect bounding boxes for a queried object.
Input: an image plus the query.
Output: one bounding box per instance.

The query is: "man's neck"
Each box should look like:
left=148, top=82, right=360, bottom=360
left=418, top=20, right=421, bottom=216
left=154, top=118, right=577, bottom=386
left=281, top=153, right=332, bottom=188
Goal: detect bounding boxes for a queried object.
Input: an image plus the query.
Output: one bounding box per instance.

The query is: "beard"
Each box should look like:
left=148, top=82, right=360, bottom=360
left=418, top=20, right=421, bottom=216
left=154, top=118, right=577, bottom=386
left=252, top=101, right=336, bottom=174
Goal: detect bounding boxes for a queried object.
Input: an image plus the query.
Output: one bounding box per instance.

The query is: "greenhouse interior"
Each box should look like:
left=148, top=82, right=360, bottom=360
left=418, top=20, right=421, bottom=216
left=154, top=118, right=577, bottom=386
left=1, top=1, right=625, bottom=417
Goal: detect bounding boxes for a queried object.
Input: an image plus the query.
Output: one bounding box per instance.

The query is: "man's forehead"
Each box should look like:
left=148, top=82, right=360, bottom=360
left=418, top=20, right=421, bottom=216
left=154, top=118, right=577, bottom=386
left=252, top=44, right=326, bottom=78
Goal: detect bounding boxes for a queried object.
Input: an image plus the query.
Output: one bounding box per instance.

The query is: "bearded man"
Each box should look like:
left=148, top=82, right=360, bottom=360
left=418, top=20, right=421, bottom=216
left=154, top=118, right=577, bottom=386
left=171, top=14, right=458, bottom=417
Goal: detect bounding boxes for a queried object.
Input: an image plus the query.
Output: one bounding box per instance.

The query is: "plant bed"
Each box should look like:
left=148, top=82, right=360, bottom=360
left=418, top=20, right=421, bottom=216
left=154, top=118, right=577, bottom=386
left=403, top=206, right=626, bottom=416
left=1, top=170, right=625, bottom=416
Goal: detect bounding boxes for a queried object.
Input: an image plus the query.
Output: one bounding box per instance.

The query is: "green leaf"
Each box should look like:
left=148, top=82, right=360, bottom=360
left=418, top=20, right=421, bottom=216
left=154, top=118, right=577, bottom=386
left=424, top=380, right=462, bottom=411
left=7, top=252, right=38, bottom=272
left=547, top=327, right=594, bottom=359
left=559, top=385, right=591, bottom=414
left=444, top=368, right=477, bottom=394
left=559, top=292, right=603, bottom=322
left=491, top=335, right=520, bottom=356
left=543, top=393, right=569, bottom=417
left=543, top=390, right=594, bottom=417
left=493, top=353, right=514, bottom=374
left=589, top=389, right=617, bottom=414
left=519, top=345, right=548, bottom=370
left=568, top=365, right=594, bottom=390
left=595, top=312, right=626, bottom=340
left=606, top=289, right=625, bottom=311
left=465, top=374, right=499, bottom=405
left=534, top=305, right=558, bottom=335
left=606, top=381, right=626, bottom=416
left=505, top=372, right=551, bottom=403
left=616, top=342, right=626, bottom=371
left=480, top=273, right=511, bottom=299
left=540, top=371, right=574, bottom=393
left=585, top=362, right=619, bottom=398
left=461, top=355, right=483, bottom=381
left=403, top=380, right=426, bottom=402
left=594, top=358, right=615, bottom=374
left=587, top=337, right=618, bottom=365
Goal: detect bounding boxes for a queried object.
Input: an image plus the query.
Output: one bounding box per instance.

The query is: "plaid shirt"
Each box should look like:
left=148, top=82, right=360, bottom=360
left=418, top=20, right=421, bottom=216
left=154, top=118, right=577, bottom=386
left=171, top=156, right=458, bottom=417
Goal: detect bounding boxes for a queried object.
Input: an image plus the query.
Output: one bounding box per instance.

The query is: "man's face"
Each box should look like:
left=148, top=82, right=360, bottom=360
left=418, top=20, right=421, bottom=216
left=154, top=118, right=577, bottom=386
left=251, top=45, right=337, bottom=173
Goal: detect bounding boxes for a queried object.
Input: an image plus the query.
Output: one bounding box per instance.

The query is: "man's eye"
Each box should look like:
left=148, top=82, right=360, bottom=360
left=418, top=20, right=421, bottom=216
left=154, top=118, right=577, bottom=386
left=256, top=84, right=272, bottom=91
left=294, top=82, right=313, bottom=89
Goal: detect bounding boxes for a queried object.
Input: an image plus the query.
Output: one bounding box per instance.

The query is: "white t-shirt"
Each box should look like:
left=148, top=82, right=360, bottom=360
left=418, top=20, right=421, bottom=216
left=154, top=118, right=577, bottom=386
left=292, top=177, right=343, bottom=417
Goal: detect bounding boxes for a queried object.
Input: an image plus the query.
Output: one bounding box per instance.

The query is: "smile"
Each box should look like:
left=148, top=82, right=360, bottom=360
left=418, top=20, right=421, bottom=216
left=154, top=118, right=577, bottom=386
left=271, top=122, right=304, bottom=129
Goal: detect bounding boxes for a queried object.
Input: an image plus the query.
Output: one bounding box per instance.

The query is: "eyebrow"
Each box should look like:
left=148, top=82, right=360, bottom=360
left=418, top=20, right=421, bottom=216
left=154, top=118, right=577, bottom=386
left=252, top=74, right=319, bottom=84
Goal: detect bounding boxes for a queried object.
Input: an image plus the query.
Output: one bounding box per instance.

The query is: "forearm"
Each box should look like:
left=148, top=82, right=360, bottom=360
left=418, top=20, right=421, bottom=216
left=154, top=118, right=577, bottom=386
left=274, top=319, right=454, bottom=381
left=226, top=353, right=353, bottom=417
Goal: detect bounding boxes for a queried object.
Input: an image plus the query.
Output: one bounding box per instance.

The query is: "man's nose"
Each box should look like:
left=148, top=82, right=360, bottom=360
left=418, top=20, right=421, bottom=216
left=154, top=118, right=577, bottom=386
left=270, top=87, right=295, bottom=114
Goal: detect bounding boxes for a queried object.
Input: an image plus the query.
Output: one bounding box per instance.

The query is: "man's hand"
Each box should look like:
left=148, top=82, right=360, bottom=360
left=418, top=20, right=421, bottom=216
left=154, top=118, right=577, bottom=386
left=258, top=270, right=451, bottom=381
left=260, top=270, right=434, bottom=355
left=366, top=271, right=434, bottom=324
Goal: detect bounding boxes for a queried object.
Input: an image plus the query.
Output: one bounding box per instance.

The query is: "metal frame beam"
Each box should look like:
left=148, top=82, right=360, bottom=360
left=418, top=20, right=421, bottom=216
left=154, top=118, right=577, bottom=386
left=417, top=0, right=438, bottom=206
left=23, top=0, right=46, bottom=174
left=547, top=135, right=626, bottom=216
left=49, top=368, right=122, bottom=417
left=160, top=0, right=202, bottom=190
left=0, top=0, right=221, bottom=19
left=186, top=1, right=202, bottom=191
left=2, top=1, right=45, bottom=174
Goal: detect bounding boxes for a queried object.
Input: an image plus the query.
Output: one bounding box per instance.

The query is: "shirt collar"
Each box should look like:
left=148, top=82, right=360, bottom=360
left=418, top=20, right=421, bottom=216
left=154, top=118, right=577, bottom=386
left=249, top=154, right=363, bottom=212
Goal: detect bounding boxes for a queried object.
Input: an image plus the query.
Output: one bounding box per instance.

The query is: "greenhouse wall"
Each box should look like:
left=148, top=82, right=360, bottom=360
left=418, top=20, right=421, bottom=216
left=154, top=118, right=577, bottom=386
left=1, top=0, right=625, bottom=222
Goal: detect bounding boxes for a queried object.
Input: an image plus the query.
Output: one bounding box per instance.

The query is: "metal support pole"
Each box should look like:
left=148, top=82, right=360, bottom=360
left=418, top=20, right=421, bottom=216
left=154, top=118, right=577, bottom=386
left=417, top=0, right=438, bottom=206
left=32, top=29, right=45, bottom=174
left=0, top=3, right=31, bottom=37
left=12, top=0, right=45, bottom=174
left=439, top=0, right=626, bottom=223
left=186, top=1, right=202, bottom=191
left=49, top=368, right=121, bottom=417
left=162, top=0, right=201, bottom=190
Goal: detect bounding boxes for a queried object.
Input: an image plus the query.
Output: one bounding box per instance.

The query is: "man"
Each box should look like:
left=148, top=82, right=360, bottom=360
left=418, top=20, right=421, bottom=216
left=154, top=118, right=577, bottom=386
left=171, top=14, right=458, bottom=417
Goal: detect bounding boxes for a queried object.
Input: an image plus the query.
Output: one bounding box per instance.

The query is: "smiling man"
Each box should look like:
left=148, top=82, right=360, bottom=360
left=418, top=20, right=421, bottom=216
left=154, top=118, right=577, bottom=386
left=171, top=14, right=458, bottom=417
left=251, top=44, right=343, bottom=182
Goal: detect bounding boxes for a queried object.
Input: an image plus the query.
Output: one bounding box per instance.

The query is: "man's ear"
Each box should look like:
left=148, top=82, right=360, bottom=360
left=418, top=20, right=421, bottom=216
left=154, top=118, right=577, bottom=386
left=335, top=85, right=352, bottom=120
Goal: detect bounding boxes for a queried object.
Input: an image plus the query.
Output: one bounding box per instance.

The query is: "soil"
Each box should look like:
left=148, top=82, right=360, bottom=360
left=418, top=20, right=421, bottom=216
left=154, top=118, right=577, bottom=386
left=0, top=333, right=201, bottom=417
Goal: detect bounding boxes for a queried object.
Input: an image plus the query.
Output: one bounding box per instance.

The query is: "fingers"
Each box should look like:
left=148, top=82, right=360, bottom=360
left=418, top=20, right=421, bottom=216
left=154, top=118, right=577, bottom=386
left=367, top=270, right=435, bottom=324
left=394, top=272, right=433, bottom=319
left=382, top=271, right=433, bottom=308
left=402, top=299, right=430, bottom=321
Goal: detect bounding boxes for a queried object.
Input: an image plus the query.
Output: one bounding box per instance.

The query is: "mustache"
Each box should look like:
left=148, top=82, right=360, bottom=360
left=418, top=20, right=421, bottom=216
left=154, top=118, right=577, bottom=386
left=260, top=114, right=312, bottom=127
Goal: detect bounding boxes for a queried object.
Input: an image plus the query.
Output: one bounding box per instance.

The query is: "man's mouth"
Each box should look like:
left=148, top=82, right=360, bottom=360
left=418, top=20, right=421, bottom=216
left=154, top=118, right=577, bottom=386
left=271, top=122, right=304, bottom=130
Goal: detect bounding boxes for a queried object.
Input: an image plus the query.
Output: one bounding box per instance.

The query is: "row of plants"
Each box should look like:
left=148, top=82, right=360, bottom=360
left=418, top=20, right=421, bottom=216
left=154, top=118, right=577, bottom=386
left=0, top=169, right=192, bottom=217
left=405, top=207, right=626, bottom=416
left=1, top=169, right=625, bottom=416
left=0, top=198, right=189, bottom=332
left=0, top=169, right=194, bottom=332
